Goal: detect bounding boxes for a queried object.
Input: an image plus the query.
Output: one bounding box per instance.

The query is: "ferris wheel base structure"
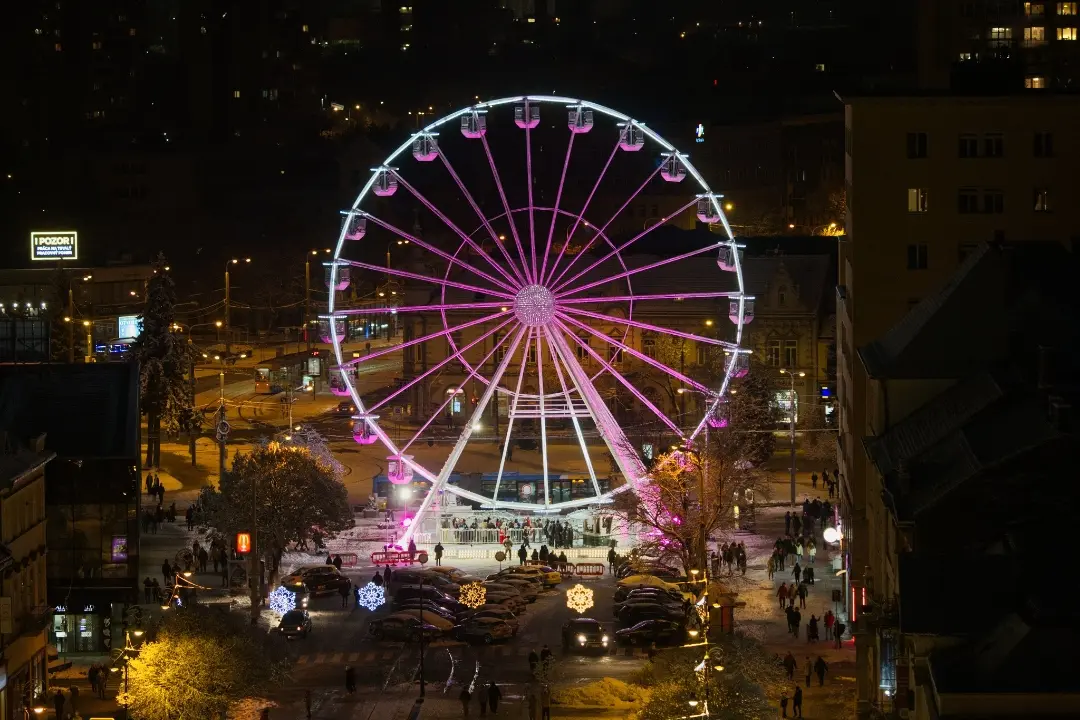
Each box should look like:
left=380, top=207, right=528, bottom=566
left=325, top=95, right=751, bottom=547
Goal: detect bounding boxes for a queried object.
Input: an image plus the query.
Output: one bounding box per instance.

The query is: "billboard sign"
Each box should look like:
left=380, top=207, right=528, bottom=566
left=31, top=231, right=78, bottom=261
left=118, top=315, right=142, bottom=340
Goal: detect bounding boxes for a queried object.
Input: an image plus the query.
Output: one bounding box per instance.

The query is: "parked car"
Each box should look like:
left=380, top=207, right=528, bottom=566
left=453, top=617, right=515, bottom=644
left=613, top=580, right=686, bottom=604
left=616, top=587, right=685, bottom=605
left=392, top=609, right=455, bottom=632
left=560, top=618, right=610, bottom=653
left=481, top=589, right=527, bottom=614
left=277, top=610, right=313, bottom=639
left=394, top=584, right=464, bottom=611
left=461, top=605, right=520, bottom=634
left=490, top=571, right=545, bottom=591
left=391, top=569, right=461, bottom=594
left=499, top=566, right=562, bottom=587
left=613, top=593, right=685, bottom=615
left=616, top=562, right=681, bottom=580
left=368, top=614, right=443, bottom=642
left=485, top=578, right=538, bottom=602
left=617, top=602, right=688, bottom=626
left=615, top=619, right=687, bottom=646
left=394, top=600, right=464, bottom=623
left=281, top=565, right=333, bottom=585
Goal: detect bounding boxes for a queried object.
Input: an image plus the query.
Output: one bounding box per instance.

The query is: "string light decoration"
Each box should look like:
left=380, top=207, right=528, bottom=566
left=268, top=585, right=297, bottom=616
left=459, top=582, right=487, bottom=609
left=565, top=584, right=594, bottom=614
left=356, top=581, right=386, bottom=611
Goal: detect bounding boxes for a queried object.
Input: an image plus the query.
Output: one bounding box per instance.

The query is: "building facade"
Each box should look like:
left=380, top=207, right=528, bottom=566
left=0, top=434, right=52, bottom=720
left=835, top=93, right=1080, bottom=716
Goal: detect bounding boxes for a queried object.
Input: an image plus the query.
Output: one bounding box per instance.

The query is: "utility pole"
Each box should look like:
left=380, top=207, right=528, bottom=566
left=189, top=337, right=197, bottom=466
left=780, top=369, right=805, bottom=507
left=418, top=576, right=426, bottom=697
left=224, top=265, right=231, bottom=356
left=304, top=253, right=312, bottom=352
left=67, top=286, right=74, bottom=363
left=218, top=367, right=227, bottom=481
left=250, top=468, right=260, bottom=625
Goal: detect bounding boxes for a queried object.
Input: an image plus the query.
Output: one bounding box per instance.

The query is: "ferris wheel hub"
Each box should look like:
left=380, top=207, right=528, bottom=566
left=513, top=284, right=556, bottom=327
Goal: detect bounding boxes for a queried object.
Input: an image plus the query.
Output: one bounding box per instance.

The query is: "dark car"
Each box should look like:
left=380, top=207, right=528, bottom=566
left=286, top=568, right=352, bottom=597
left=561, top=618, right=610, bottom=653
left=613, top=593, right=686, bottom=615
left=615, top=619, right=687, bottom=646
left=453, top=617, right=515, bottom=644
left=394, top=600, right=464, bottom=623
left=392, top=570, right=461, bottom=594
left=368, top=614, right=443, bottom=642
left=395, top=584, right=464, bottom=612
left=333, top=400, right=357, bottom=417
left=461, top=605, right=520, bottom=634
left=613, top=584, right=684, bottom=604
left=616, top=563, right=681, bottom=580
left=617, top=602, right=688, bottom=626
left=277, top=610, right=313, bottom=639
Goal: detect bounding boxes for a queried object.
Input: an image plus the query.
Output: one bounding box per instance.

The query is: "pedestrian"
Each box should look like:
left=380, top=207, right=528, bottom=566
left=67, top=681, right=79, bottom=716
left=792, top=608, right=802, bottom=638
left=479, top=685, right=488, bottom=717
left=88, top=665, right=98, bottom=699
left=797, top=582, right=808, bottom=609
left=408, top=538, right=417, bottom=561
left=780, top=691, right=789, bottom=718
left=541, top=684, right=552, bottom=720
left=777, top=582, right=789, bottom=608
left=339, top=583, right=350, bottom=608
left=345, top=665, right=356, bottom=693
left=792, top=562, right=801, bottom=584
left=143, top=576, right=153, bottom=603
left=815, top=656, right=829, bottom=685
left=805, top=656, right=812, bottom=687
left=785, top=605, right=795, bottom=634
left=824, top=610, right=834, bottom=640
left=767, top=554, right=775, bottom=580
left=792, top=513, right=801, bottom=535
left=435, top=541, right=444, bottom=566
left=383, top=565, right=392, bottom=584
left=97, top=662, right=107, bottom=698
left=460, top=685, right=472, bottom=717
left=805, top=566, right=815, bottom=585
left=528, top=649, right=539, bottom=674
left=782, top=651, right=796, bottom=679
left=808, top=540, right=817, bottom=564
left=608, top=547, right=617, bottom=574
left=518, top=544, right=527, bottom=565
left=487, top=681, right=501, bottom=715
left=161, top=558, right=172, bottom=585
left=333, top=554, right=343, bottom=571
left=808, top=614, right=819, bottom=643
left=785, top=511, right=792, bottom=535
left=540, top=643, right=553, bottom=667
left=795, top=538, right=804, bottom=565
left=793, top=686, right=803, bottom=718
left=811, top=472, right=817, bottom=489
left=53, top=689, right=65, bottom=720
left=835, top=622, right=846, bottom=648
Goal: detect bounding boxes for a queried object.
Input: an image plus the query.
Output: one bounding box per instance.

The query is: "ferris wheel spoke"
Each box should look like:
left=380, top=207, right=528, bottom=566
left=492, top=329, right=533, bottom=509
left=525, top=117, right=538, bottom=282
left=547, top=163, right=664, bottom=291
left=400, top=325, right=528, bottom=547
left=367, top=316, right=516, bottom=415
left=542, top=129, right=625, bottom=286
left=438, top=153, right=530, bottom=287
left=541, top=327, right=603, bottom=499
left=557, top=312, right=717, bottom=398
left=560, top=306, right=741, bottom=351
left=399, top=321, right=522, bottom=453
left=332, top=301, right=508, bottom=316
left=554, top=241, right=724, bottom=299
left=558, top=291, right=742, bottom=306
left=552, top=196, right=699, bottom=294
left=539, top=133, right=576, bottom=283
left=339, top=310, right=512, bottom=368
left=553, top=320, right=684, bottom=438
left=362, top=209, right=519, bottom=295
left=480, top=135, right=534, bottom=284
left=337, top=259, right=515, bottom=300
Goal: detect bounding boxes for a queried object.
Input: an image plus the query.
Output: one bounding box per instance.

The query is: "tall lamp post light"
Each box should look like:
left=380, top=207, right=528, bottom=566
left=109, top=625, right=146, bottom=708
left=224, top=257, right=252, bottom=356
left=305, top=249, right=331, bottom=352
left=207, top=351, right=247, bottom=481
left=175, top=321, right=223, bottom=465
left=779, top=368, right=806, bottom=507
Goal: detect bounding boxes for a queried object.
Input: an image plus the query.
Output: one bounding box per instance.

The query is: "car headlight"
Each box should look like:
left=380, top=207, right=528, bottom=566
left=577, top=634, right=586, bottom=643
left=602, top=635, right=609, bottom=643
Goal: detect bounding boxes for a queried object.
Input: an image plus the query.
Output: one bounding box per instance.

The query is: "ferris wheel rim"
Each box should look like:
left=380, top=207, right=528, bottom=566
left=326, top=94, right=749, bottom=522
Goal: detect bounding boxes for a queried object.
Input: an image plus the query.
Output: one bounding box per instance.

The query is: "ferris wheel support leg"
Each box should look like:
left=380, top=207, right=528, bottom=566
left=542, top=328, right=602, bottom=499
left=547, top=326, right=647, bottom=493
left=399, top=326, right=527, bottom=549
left=535, top=329, right=550, bottom=510
left=493, top=331, right=533, bottom=509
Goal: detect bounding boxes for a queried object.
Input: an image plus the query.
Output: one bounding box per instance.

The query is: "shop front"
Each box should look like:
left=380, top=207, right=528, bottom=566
left=0, top=639, right=48, bottom=720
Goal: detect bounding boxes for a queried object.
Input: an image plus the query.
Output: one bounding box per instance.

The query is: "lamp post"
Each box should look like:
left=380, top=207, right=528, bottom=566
left=178, top=321, right=223, bottom=465
left=305, top=249, right=331, bottom=352
left=779, top=368, right=806, bottom=507
left=210, top=351, right=246, bottom=481
left=82, top=319, right=93, bottom=360
left=224, top=258, right=251, bottom=356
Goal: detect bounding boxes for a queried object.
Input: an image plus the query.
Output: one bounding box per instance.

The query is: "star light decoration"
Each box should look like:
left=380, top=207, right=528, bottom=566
left=268, top=585, right=297, bottom=617
left=565, top=583, right=594, bottom=614
left=459, top=582, right=487, bottom=609
left=357, top=581, right=386, bottom=611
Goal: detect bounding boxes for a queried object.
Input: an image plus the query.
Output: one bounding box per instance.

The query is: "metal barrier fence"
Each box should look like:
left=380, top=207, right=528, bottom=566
left=438, top=527, right=550, bottom=545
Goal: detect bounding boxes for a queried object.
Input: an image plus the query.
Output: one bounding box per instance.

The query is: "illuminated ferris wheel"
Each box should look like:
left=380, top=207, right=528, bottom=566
left=325, top=96, right=751, bottom=542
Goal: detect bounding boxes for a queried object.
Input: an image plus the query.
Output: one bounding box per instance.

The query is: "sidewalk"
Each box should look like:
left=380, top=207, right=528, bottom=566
left=720, top=506, right=856, bottom=719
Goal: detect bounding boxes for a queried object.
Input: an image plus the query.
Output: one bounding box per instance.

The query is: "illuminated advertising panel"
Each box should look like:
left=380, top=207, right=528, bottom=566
left=31, top=231, right=78, bottom=260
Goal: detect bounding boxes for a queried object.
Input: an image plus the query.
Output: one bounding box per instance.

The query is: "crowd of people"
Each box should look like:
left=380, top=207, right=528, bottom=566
left=711, top=541, right=748, bottom=576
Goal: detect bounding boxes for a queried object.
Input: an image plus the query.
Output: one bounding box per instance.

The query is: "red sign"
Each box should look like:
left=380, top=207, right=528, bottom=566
left=236, top=532, right=252, bottom=554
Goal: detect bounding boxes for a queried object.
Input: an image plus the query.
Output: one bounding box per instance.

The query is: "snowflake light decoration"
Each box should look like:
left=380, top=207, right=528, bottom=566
left=357, top=581, right=386, bottom=611
left=459, top=582, right=487, bottom=609
left=268, top=585, right=296, bottom=617
left=565, top=584, right=594, bottom=614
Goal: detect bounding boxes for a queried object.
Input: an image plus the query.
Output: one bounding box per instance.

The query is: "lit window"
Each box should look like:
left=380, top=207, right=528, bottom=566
left=959, top=52, right=974, bottom=61
left=34, top=28, right=42, bottom=35
left=989, top=27, right=1013, bottom=45
left=233, top=90, right=241, bottom=98
left=814, top=63, right=826, bottom=71
left=302, top=24, right=309, bottom=32
left=54, top=42, right=62, bottom=51
left=1034, top=188, right=1051, bottom=211
left=1026, top=1, right=1045, bottom=14
left=642, top=333, right=656, bottom=359
left=1024, top=26, right=1046, bottom=45
left=907, top=188, right=929, bottom=213
left=576, top=335, right=590, bottom=362
left=1058, top=2, right=1077, bottom=14
left=1026, top=75, right=1047, bottom=87
left=129, top=27, right=136, bottom=36
left=91, top=40, right=102, bottom=50
left=527, top=17, right=536, bottom=23
left=1058, top=26, right=1078, bottom=38
left=766, top=340, right=781, bottom=367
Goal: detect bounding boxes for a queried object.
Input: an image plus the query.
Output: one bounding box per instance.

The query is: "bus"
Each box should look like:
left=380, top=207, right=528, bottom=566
left=254, top=350, right=325, bottom=394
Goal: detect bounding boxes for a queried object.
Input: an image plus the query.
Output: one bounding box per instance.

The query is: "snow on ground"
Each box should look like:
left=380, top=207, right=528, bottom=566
left=551, top=678, right=650, bottom=709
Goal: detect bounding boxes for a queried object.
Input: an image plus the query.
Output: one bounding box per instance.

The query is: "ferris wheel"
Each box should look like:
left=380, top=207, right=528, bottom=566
left=326, top=96, right=751, bottom=541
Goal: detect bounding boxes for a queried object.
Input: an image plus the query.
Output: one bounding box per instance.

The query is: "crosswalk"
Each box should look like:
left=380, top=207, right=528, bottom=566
left=293, top=644, right=644, bottom=666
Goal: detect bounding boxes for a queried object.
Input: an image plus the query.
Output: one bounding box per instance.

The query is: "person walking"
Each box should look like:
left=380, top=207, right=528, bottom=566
left=785, top=511, right=792, bottom=535
left=479, top=685, right=488, bottom=717
left=792, top=608, right=802, bottom=639
left=607, top=547, right=617, bottom=574
left=793, top=686, right=804, bottom=718
left=69, top=682, right=79, bottom=717
left=338, top=583, right=350, bottom=608
left=808, top=540, right=817, bottom=564
left=792, top=563, right=802, bottom=585
left=824, top=610, right=835, bottom=640
left=88, top=665, right=99, bottom=699
left=783, top=651, right=796, bottom=680
left=780, top=691, right=789, bottom=718
left=460, top=685, right=472, bottom=717
left=161, top=558, right=172, bottom=585
left=797, top=582, right=808, bottom=609
left=528, top=649, right=539, bottom=675
left=811, top=472, right=818, bottom=490
left=767, top=554, right=776, bottom=580
left=777, top=582, right=789, bottom=608
left=541, top=684, right=552, bottom=720
left=518, top=544, right=528, bottom=565
left=804, top=656, right=813, bottom=687
left=835, top=621, right=846, bottom=649
left=53, top=689, right=65, bottom=720
left=815, top=656, right=829, bottom=686
left=435, top=542, right=444, bottom=566
left=487, top=681, right=501, bottom=715
left=345, top=665, right=356, bottom=694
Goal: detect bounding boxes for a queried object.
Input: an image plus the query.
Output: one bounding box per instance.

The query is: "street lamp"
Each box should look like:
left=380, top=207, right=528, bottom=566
left=305, top=249, right=332, bottom=351
left=224, top=258, right=252, bottom=356
left=779, top=368, right=806, bottom=507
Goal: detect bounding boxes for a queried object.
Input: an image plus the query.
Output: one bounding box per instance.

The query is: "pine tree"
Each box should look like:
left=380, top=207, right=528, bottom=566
left=47, top=267, right=74, bottom=362
left=131, top=254, right=196, bottom=468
